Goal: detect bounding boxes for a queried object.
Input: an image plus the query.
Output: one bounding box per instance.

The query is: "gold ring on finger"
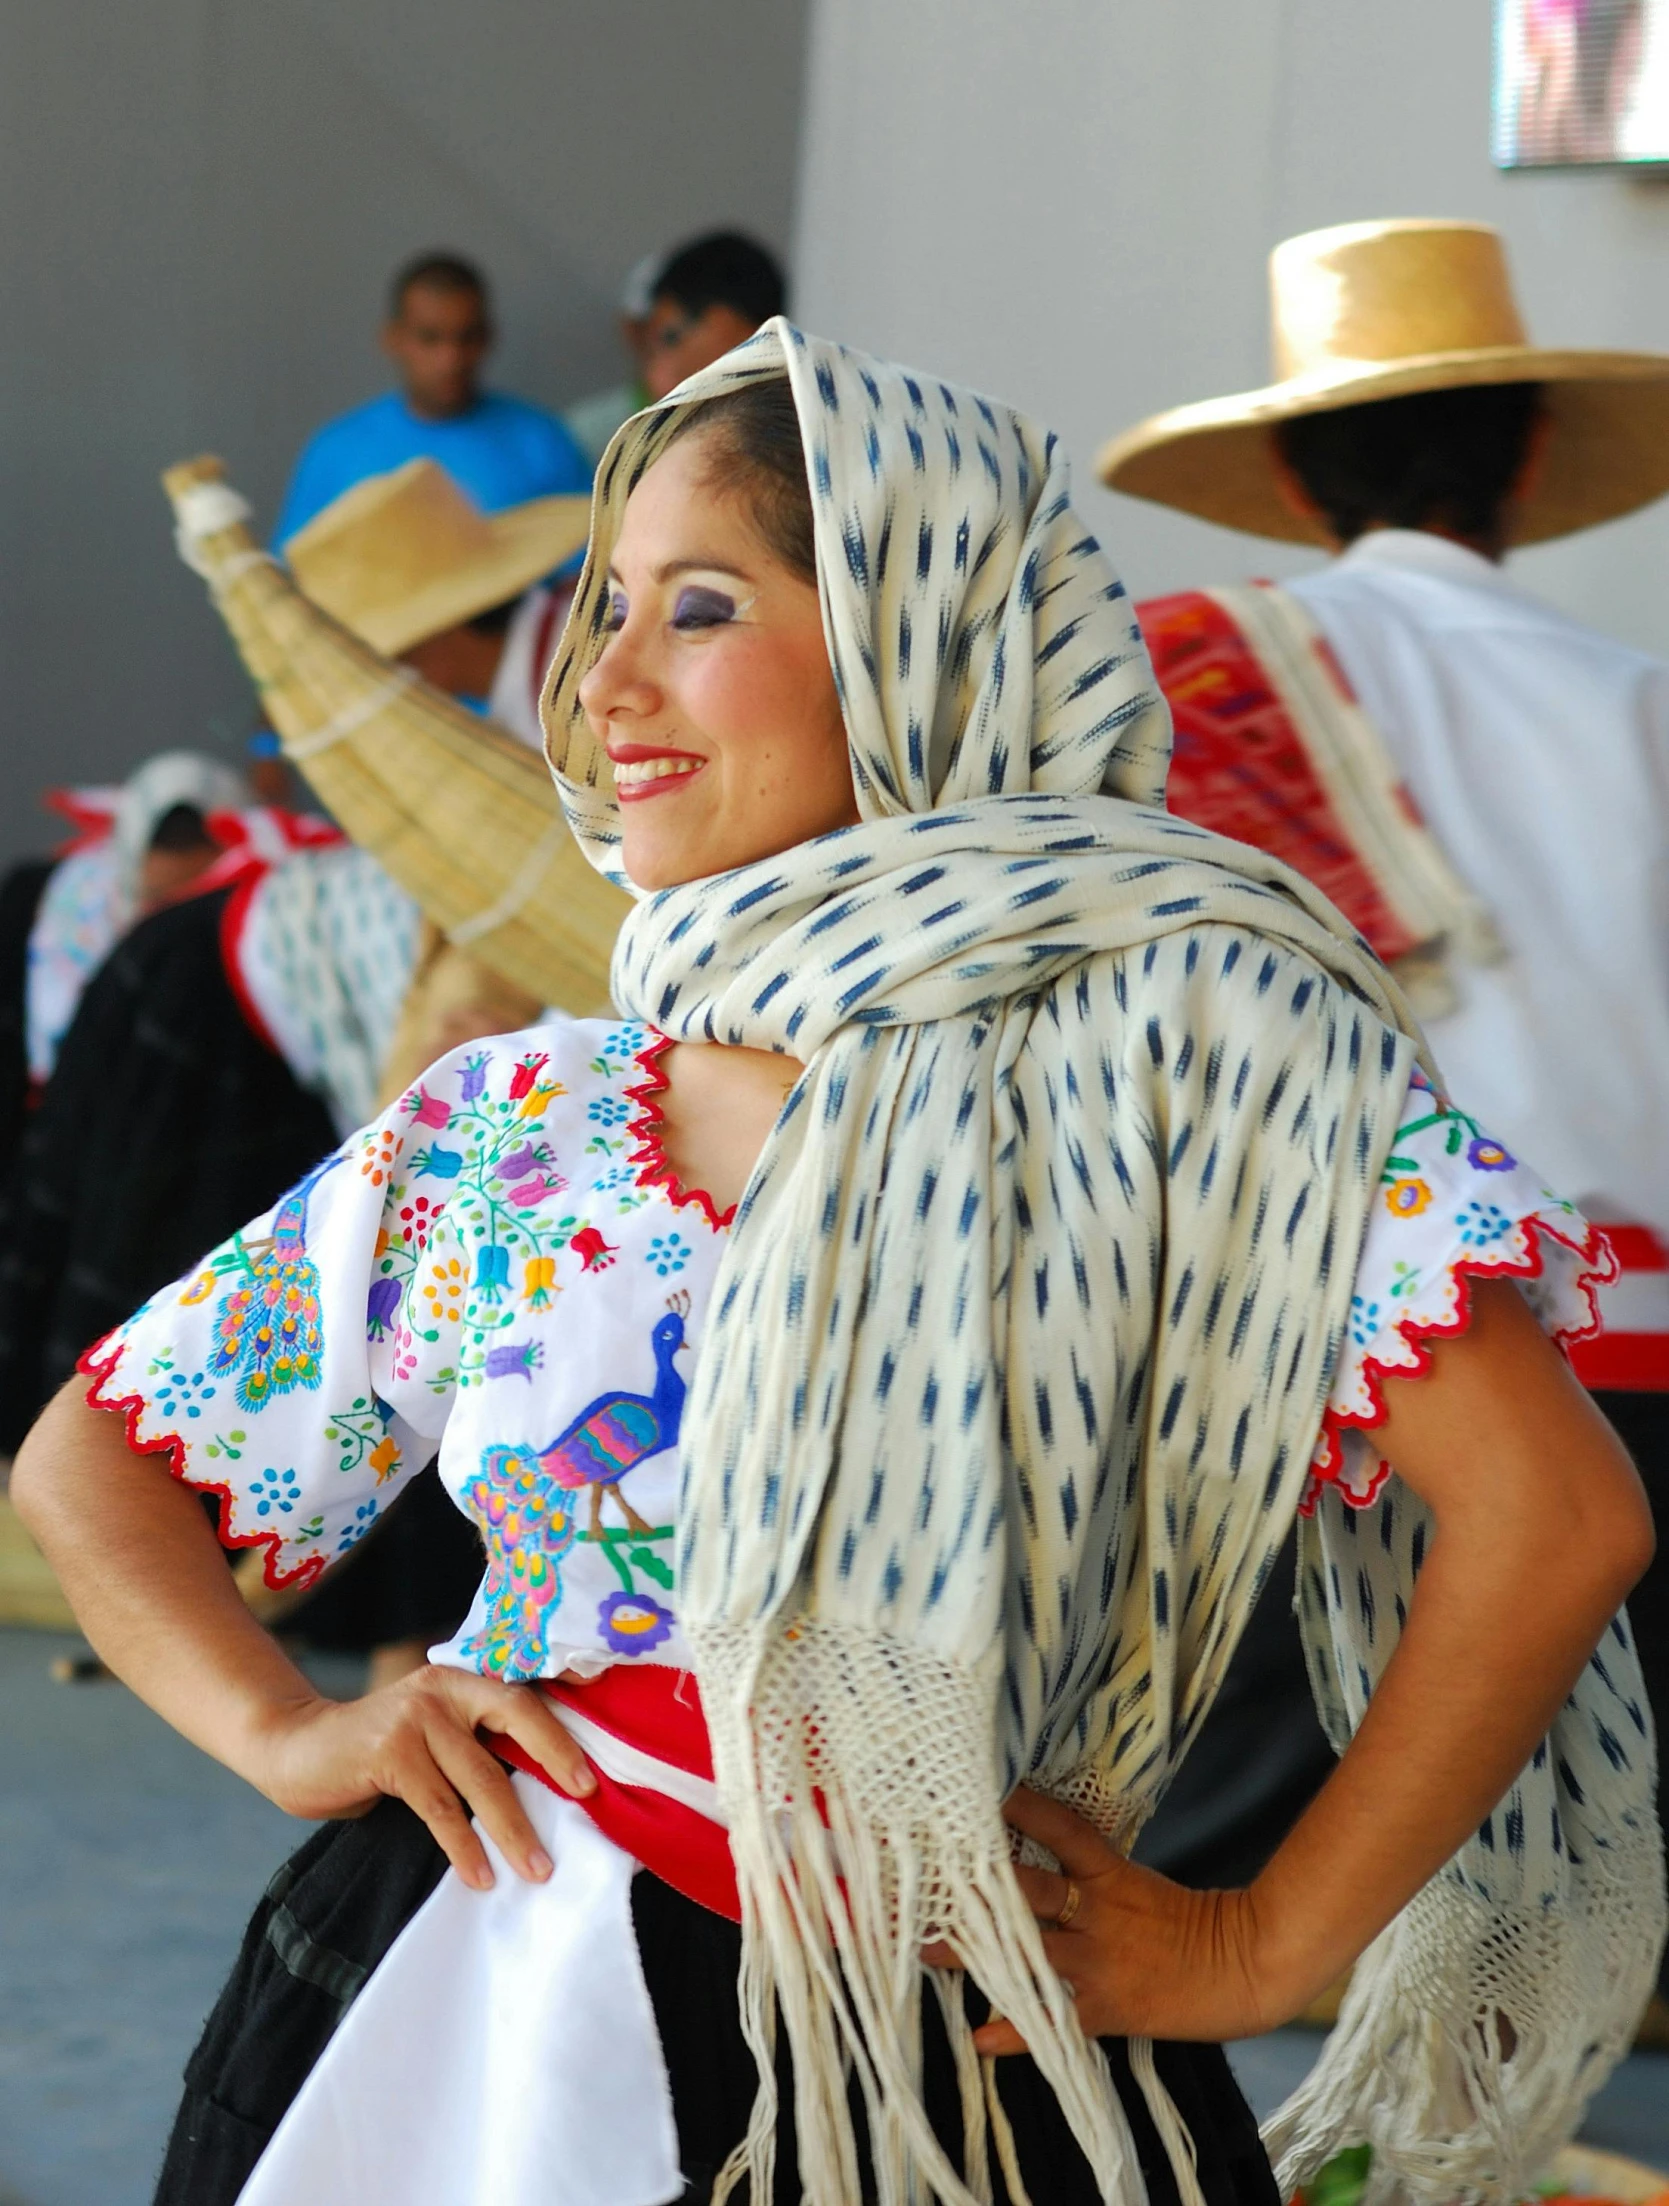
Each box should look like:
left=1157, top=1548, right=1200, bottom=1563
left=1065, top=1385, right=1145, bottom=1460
left=1053, top=1879, right=1082, bottom=1931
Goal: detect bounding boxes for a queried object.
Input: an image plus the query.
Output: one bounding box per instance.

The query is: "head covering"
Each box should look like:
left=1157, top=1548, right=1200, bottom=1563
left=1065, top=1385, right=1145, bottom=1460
left=285, top=459, right=591, bottom=657
left=1097, top=219, right=1669, bottom=546
left=25, top=750, right=249, bottom=1085
left=546, top=324, right=1660, bottom=2205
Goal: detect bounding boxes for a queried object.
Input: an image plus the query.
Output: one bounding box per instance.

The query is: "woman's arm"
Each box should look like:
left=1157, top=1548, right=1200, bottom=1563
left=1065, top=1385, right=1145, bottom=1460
left=11, top=1381, right=594, bottom=1891
left=973, top=1276, right=1654, bottom=2051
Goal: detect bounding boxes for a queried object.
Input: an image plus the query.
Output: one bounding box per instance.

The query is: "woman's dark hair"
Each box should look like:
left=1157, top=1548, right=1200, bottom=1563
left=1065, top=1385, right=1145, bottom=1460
left=1275, top=381, right=1545, bottom=547
left=675, top=379, right=817, bottom=585
left=147, top=802, right=215, bottom=853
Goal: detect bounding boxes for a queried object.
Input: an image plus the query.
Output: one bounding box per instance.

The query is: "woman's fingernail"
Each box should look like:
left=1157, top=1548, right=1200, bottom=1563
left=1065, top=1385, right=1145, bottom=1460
left=472, top=1862, right=495, bottom=1890
left=569, top=1765, right=596, bottom=1796
left=529, top=1848, right=553, bottom=1879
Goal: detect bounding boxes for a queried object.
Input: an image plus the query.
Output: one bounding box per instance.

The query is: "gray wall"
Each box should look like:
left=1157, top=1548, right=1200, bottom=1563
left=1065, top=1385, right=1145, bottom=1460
left=794, top=0, right=1669, bottom=656
left=0, top=0, right=808, bottom=862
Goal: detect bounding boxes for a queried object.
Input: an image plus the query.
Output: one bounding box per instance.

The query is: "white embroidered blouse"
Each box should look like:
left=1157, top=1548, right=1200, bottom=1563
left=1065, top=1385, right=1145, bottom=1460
left=83, top=1017, right=1611, bottom=1682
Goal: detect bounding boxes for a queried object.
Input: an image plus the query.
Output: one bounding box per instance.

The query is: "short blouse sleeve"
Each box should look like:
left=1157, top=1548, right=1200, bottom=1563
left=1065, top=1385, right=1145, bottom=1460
left=1305, top=1070, right=1616, bottom=1517
left=79, top=1025, right=573, bottom=1590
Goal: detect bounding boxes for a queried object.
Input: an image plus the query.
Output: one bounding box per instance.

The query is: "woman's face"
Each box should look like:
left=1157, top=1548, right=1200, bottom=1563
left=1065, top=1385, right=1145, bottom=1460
left=578, top=433, right=857, bottom=890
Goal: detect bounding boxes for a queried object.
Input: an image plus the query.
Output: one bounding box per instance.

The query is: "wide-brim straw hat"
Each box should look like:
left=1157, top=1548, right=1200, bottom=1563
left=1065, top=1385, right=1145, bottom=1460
left=1097, top=219, right=1669, bottom=547
left=285, top=458, right=593, bottom=657
left=164, top=456, right=627, bottom=1012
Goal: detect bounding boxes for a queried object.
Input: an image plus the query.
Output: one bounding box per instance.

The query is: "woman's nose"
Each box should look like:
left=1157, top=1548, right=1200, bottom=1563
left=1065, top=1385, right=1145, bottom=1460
left=578, top=629, right=657, bottom=725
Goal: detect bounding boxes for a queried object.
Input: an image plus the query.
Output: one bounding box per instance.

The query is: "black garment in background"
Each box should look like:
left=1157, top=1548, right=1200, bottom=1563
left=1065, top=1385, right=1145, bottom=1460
left=0, top=884, right=336, bottom=1450
left=1593, top=1389, right=1669, bottom=1999
left=1134, top=1533, right=1334, bottom=1891
left=288, top=1460, right=485, bottom=1654
left=0, top=879, right=486, bottom=1647
left=0, top=857, right=56, bottom=1187
left=155, top=1796, right=1278, bottom=2206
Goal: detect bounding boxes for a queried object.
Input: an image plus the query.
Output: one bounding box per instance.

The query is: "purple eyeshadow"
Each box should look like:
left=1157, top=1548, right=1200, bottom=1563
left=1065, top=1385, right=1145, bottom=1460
left=672, top=586, right=736, bottom=627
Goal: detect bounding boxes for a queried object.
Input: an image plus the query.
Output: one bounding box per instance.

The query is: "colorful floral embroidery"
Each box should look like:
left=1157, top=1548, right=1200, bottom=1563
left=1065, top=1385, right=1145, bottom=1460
left=645, top=1233, right=689, bottom=1278
left=598, top=1590, right=675, bottom=1657
left=1456, top=1199, right=1512, bottom=1247
left=1304, top=1087, right=1614, bottom=1518
left=570, top=1228, right=618, bottom=1272
left=485, top=1340, right=544, bottom=1383
left=1466, top=1136, right=1515, bottom=1172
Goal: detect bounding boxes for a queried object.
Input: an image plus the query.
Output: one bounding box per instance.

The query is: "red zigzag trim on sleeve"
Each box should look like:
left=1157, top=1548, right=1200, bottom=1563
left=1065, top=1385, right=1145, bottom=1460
left=1304, top=1213, right=1615, bottom=1516
left=78, top=1334, right=329, bottom=1591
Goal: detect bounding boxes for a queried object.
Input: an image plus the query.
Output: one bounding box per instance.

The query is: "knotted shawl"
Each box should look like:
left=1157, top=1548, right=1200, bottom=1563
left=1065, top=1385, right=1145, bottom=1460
left=543, top=324, right=1662, bottom=2206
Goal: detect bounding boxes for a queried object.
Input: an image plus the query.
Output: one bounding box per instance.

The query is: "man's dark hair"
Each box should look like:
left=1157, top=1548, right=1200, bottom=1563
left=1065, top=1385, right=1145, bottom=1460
left=466, top=595, right=522, bottom=639
left=389, top=252, right=489, bottom=319
left=147, top=803, right=216, bottom=854
left=676, top=378, right=815, bottom=585
left=1275, top=382, right=1545, bottom=547
left=653, top=232, right=787, bottom=329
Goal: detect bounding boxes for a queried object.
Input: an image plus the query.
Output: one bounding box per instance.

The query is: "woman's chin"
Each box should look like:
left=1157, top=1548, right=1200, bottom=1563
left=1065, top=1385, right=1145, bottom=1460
left=620, top=826, right=714, bottom=894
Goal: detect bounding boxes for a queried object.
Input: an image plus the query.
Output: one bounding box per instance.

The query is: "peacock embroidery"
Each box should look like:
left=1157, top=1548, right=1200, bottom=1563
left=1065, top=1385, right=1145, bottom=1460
left=207, top=1157, right=340, bottom=1414
left=456, top=1293, right=690, bottom=1676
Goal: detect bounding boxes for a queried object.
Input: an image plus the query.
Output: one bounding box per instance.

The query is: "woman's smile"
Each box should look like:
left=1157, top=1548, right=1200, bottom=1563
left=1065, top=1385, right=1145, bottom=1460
left=608, top=742, right=707, bottom=800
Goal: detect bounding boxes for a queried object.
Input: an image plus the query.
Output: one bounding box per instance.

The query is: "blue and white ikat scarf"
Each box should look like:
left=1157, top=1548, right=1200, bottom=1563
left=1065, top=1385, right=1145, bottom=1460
left=544, top=326, right=1662, bottom=2206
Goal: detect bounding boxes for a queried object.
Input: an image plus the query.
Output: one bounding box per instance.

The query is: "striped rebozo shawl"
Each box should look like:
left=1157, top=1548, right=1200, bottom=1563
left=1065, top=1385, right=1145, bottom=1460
left=543, top=324, right=1661, bottom=2206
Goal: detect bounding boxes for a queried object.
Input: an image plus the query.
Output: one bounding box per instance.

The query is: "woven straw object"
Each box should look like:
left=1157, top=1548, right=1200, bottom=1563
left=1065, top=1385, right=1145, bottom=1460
left=162, top=455, right=626, bottom=1011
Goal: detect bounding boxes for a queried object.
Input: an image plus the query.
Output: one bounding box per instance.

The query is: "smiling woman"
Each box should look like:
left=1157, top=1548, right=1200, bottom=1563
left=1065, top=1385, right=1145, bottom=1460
left=10, top=322, right=1659, bottom=2206
left=582, top=386, right=856, bottom=890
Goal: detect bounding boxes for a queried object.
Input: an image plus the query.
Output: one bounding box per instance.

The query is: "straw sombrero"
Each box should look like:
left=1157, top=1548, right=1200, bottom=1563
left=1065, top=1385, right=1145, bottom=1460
left=285, top=459, right=593, bottom=656
left=163, top=456, right=627, bottom=1012
left=1097, top=219, right=1669, bottom=547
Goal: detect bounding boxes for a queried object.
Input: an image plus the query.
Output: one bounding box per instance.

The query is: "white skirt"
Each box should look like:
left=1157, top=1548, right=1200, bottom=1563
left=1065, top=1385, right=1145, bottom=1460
left=234, top=1772, right=684, bottom=2206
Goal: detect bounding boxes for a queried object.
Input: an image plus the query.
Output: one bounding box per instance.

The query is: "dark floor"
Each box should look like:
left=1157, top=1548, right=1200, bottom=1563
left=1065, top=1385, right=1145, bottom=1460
left=1, top=1627, right=1664, bottom=2204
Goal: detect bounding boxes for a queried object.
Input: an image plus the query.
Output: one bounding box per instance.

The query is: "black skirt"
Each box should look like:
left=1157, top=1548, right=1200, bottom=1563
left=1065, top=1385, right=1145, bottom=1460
left=155, top=1797, right=1279, bottom=2206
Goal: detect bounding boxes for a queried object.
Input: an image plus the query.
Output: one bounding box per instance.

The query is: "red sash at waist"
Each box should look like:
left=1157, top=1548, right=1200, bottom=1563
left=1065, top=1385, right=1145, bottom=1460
left=492, top=1663, right=741, bottom=1922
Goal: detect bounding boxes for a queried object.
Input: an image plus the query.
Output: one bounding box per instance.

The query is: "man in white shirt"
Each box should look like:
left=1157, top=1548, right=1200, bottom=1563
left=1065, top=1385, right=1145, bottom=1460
left=1102, top=222, right=1669, bottom=1970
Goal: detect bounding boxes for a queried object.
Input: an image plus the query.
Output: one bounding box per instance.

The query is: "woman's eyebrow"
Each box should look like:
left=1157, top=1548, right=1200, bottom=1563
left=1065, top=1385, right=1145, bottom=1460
left=603, top=557, right=755, bottom=587
left=654, top=558, right=754, bottom=584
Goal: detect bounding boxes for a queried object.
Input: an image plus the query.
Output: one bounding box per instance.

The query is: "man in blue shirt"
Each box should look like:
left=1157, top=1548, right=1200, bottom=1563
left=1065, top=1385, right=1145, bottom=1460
left=274, top=252, right=592, bottom=544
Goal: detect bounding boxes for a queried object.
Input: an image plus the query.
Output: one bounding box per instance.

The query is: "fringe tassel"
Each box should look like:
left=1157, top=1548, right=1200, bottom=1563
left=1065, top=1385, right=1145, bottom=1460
left=1127, top=2038, right=1206, bottom=2206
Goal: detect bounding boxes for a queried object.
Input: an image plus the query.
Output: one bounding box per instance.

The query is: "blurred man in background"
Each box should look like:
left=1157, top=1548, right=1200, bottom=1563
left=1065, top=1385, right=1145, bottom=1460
left=640, top=229, right=787, bottom=400
left=562, top=251, right=661, bottom=466
left=274, top=251, right=592, bottom=543
left=1103, top=221, right=1669, bottom=2001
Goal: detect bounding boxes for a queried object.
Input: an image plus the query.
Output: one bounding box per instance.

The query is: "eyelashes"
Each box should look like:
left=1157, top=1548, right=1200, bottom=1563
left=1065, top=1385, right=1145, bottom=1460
left=600, top=585, right=739, bottom=635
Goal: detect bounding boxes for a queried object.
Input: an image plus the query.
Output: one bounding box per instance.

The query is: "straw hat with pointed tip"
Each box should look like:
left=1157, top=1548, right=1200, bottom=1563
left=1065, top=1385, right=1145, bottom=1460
left=1097, top=219, right=1669, bottom=547
left=163, top=455, right=627, bottom=1012
left=285, top=459, right=593, bottom=657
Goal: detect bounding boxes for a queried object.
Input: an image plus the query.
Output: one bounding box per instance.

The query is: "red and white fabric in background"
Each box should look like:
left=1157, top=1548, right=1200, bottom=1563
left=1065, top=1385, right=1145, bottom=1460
left=1144, top=548, right=1669, bottom=1410
left=1569, top=1225, right=1669, bottom=1392
left=24, top=759, right=333, bottom=1088
left=486, top=581, right=577, bottom=750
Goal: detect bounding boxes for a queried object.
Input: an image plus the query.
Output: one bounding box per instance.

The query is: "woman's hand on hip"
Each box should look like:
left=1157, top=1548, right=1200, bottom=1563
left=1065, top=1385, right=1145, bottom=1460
left=254, top=1665, right=595, bottom=1892
left=964, top=1788, right=1287, bottom=2054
